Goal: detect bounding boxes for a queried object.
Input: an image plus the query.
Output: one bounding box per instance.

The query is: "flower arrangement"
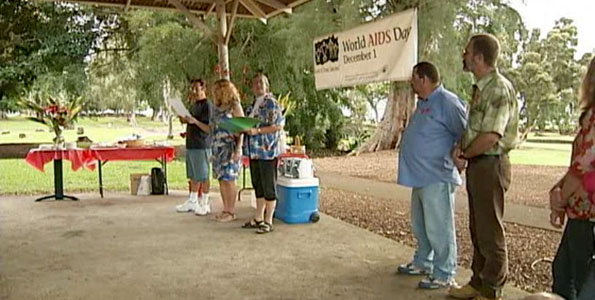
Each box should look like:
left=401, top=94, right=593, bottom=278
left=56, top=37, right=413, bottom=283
left=19, top=93, right=82, bottom=146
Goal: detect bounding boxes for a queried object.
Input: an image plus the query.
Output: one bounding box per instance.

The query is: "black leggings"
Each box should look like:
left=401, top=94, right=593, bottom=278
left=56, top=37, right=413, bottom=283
left=553, top=218, right=595, bottom=300
left=249, top=158, right=278, bottom=201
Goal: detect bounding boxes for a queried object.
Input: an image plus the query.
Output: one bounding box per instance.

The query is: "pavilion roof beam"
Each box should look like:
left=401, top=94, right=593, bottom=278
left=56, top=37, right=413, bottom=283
left=254, top=0, right=291, bottom=14
left=205, top=2, right=216, bottom=18
left=239, top=0, right=267, bottom=24
left=168, top=0, right=214, bottom=41
left=224, top=0, right=240, bottom=45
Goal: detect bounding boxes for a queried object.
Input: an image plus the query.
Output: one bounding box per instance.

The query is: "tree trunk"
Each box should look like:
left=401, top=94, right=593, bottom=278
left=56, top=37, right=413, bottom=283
left=168, top=114, right=174, bottom=140
left=151, top=108, right=159, bottom=121
left=352, top=82, right=415, bottom=155
left=127, top=111, right=137, bottom=126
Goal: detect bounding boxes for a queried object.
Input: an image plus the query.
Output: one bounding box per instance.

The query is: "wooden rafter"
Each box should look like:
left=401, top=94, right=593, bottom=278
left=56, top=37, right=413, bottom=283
left=168, top=0, right=214, bottom=40
left=205, top=2, right=216, bottom=18
left=239, top=0, right=266, bottom=23
left=254, top=0, right=291, bottom=14
left=224, top=0, right=240, bottom=45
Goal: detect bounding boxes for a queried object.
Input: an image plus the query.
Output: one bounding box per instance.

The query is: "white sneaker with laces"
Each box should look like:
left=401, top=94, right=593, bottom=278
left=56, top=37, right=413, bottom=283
left=176, top=199, right=198, bottom=213
left=195, top=195, right=210, bottom=216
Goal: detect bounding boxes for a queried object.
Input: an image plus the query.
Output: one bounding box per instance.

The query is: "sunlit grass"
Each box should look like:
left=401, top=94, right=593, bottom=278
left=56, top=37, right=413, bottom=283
left=0, top=116, right=186, bottom=145
left=0, top=159, right=252, bottom=196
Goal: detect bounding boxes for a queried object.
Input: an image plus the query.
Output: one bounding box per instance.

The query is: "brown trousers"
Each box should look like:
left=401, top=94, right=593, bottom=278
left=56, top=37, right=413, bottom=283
left=466, top=154, right=511, bottom=299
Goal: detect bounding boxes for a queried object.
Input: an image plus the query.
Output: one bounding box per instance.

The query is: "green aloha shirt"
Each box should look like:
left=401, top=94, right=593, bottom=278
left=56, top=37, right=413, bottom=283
left=462, top=70, right=519, bottom=155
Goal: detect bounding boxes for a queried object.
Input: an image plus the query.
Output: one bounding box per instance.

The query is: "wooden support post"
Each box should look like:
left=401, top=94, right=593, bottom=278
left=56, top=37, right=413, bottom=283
left=216, top=0, right=230, bottom=79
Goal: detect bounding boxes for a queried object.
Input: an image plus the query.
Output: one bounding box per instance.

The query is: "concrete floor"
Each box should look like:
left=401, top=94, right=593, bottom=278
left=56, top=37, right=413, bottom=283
left=0, top=191, right=528, bottom=300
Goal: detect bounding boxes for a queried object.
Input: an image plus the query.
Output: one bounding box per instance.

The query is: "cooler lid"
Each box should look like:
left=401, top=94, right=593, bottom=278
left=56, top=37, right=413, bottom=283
left=276, top=176, right=319, bottom=187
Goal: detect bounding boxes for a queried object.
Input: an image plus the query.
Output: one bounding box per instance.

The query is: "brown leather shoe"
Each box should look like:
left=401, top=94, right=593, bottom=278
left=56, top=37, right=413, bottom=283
left=448, top=284, right=481, bottom=299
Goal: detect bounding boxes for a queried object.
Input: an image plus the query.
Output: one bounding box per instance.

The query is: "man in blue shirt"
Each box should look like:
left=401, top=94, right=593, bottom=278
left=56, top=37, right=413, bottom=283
left=396, top=62, right=467, bottom=289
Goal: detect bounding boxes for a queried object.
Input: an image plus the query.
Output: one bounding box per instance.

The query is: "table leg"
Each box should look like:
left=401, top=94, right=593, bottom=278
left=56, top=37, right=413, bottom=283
left=35, top=158, right=79, bottom=202
left=162, top=155, right=168, bottom=195
left=98, top=159, right=104, bottom=198
left=237, top=163, right=252, bottom=202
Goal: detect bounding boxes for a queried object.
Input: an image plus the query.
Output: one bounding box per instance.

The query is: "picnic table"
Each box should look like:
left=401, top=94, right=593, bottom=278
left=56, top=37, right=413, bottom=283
left=25, top=146, right=175, bottom=201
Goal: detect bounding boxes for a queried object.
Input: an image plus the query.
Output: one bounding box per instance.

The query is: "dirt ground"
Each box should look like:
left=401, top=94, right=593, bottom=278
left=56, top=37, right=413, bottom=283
left=314, top=150, right=567, bottom=209
left=0, top=192, right=529, bottom=300
left=313, top=151, right=566, bottom=293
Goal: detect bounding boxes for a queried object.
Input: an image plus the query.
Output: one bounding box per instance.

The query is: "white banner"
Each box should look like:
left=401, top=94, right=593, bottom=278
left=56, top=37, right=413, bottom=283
left=313, top=9, right=418, bottom=90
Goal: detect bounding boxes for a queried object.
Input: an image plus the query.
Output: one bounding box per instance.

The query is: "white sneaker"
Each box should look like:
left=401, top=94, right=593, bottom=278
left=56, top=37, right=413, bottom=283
left=194, top=196, right=210, bottom=216
left=176, top=199, right=198, bottom=213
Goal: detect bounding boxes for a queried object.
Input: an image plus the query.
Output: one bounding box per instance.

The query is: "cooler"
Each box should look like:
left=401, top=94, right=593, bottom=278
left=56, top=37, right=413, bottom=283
left=276, top=176, right=320, bottom=224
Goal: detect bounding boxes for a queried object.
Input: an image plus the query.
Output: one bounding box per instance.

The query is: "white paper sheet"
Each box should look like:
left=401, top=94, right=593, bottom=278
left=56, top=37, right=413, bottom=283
left=167, top=97, right=191, bottom=117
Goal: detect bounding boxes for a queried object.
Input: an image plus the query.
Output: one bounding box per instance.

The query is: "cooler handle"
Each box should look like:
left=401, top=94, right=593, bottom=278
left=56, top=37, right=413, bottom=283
left=297, top=191, right=312, bottom=199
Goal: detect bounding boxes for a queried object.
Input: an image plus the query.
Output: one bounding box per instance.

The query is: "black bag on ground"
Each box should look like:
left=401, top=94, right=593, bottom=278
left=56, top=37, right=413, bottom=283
left=151, top=167, right=165, bottom=195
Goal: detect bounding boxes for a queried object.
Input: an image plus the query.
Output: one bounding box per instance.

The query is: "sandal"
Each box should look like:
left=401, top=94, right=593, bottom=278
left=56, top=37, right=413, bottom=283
left=242, top=219, right=264, bottom=229
left=256, top=222, right=273, bottom=234
left=214, top=211, right=228, bottom=220
left=217, top=211, right=237, bottom=223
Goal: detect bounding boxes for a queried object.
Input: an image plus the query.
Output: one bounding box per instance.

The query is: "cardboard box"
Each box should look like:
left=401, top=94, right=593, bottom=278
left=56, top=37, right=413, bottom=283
left=130, top=173, right=149, bottom=195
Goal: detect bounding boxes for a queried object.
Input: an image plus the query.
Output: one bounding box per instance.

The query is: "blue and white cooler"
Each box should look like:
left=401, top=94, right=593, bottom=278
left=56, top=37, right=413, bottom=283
left=276, top=157, right=320, bottom=224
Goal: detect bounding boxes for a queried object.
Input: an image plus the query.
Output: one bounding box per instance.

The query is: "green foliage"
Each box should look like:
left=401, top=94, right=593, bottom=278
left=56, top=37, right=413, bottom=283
left=3, top=0, right=591, bottom=150
left=0, top=1, right=98, bottom=112
left=223, top=0, right=362, bottom=149
left=510, top=18, right=586, bottom=137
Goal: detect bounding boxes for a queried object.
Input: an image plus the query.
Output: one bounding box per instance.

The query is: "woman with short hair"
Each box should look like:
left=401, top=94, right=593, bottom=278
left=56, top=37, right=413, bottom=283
left=242, top=73, right=284, bottom=234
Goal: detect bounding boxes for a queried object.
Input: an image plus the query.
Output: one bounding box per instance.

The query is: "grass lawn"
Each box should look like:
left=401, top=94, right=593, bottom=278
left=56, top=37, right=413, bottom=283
left=0, top=116, right=575, bottom=194
left=0, top=116, right=186, bottom=145
left=0, top=116, right=255, bottom=196
left=510, top=132, right=572, bottom=166
left=0, top=158, right=252, bottom=195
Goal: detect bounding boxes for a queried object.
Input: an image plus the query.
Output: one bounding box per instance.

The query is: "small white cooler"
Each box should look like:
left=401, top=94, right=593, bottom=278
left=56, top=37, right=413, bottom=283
left=275, top=176, right=320, bottom=224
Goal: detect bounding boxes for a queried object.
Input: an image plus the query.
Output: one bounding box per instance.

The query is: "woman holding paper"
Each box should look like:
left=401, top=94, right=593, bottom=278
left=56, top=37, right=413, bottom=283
left=241, top=73, right=285, bottom=234
left=549, top=56, right=595, bottom=300
left=208, top=79, right=245, bottom=222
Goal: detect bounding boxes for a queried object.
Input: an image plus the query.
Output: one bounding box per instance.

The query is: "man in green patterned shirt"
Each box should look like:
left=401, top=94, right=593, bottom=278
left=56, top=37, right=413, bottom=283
left=448, top=34, right=519, bottom=300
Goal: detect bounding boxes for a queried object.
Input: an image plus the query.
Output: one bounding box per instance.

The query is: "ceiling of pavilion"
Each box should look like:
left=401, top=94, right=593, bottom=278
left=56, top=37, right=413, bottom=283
left=53, top=0, right=311, bottom=19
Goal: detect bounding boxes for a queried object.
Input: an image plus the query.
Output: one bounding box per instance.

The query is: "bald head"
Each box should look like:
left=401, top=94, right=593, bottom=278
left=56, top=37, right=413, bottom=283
left=522, top=292, right=564, bottom=300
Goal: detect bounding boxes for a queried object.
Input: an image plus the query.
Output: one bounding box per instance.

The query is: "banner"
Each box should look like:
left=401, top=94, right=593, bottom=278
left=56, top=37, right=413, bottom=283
left=313, top=9, right=417, bottom=90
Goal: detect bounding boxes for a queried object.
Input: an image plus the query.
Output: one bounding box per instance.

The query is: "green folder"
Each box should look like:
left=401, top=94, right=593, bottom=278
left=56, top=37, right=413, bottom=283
left=220, top=117, right=260, bottom=133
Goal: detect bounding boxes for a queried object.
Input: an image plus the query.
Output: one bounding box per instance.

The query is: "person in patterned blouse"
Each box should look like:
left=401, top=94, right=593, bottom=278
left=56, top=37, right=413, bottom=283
left=450, top=34, right=519, bottom=300
left=549, top=56, right=595, bottom=300
left=209, top=79, right=245, bottom=222
left=241, top=73, right=284, bottom=234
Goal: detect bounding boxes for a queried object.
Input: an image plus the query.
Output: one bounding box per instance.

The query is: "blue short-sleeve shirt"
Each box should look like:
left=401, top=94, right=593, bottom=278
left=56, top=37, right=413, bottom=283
left=397, top=85, right=467, bottom=188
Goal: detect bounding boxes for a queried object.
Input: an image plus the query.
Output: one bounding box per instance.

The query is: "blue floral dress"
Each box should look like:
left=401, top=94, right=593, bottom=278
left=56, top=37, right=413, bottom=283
left=210, top=106, right=240, bottom=181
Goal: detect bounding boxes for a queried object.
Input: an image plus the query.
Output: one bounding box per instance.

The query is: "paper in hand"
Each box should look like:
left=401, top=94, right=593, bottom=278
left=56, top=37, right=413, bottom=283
left=167, top=96, right=191, bottom=117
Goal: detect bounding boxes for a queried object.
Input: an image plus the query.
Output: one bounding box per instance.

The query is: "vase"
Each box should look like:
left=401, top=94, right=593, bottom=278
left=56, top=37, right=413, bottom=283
left=53, top=128, right=65, bottom=149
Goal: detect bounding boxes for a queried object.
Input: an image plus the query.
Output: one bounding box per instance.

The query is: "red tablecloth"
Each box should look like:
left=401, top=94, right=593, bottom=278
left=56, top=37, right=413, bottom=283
left=25, top=149, right=96, bottom=172
left=88, top=146, right=175, bottom=162
left=25, top=146, right=176, bottom=172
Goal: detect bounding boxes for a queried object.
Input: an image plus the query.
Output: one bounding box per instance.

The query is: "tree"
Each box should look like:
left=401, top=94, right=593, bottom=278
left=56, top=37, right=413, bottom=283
left=0, top=1, right=99, bottom=117
left=352, top=0, right=527, bottom=154
left=223, top=0, right=362, bottom=148
left=509, top=29, right=556, bottom=140
left=540, top=18, right=581, bottom=133
left=510, top=18, right=584, bottom=137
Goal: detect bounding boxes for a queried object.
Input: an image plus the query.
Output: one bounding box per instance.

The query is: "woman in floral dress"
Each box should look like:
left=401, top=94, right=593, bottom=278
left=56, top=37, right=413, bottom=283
left=210, top=79, right=245, bottom=222
left=550, top=56, right=595, bottom=300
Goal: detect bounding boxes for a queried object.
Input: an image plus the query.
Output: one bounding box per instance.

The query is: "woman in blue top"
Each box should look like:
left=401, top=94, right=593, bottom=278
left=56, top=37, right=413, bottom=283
left=241, top=73, right=284, bottom=233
